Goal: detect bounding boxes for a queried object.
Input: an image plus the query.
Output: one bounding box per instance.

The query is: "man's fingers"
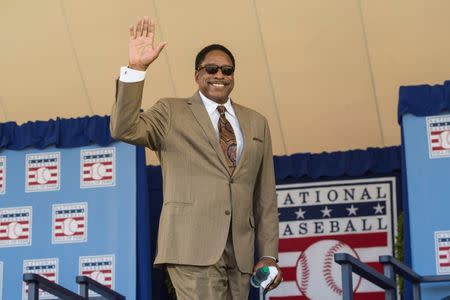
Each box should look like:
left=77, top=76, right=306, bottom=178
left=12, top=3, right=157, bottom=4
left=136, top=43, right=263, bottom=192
left=142, top=16, right=149, bottom=37
left=129, top=24, right=135, bottom=40
left=149, top=19, right=156, bottom=44
left=136, top=17, right=143, bottom=37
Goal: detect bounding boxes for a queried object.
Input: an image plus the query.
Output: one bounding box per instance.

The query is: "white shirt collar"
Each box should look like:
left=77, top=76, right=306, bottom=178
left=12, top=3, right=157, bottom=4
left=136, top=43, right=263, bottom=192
left=198, top=91, right=236, bottom=117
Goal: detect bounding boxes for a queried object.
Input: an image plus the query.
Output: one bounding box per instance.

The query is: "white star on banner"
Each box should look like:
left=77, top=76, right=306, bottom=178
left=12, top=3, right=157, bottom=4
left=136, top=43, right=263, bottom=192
left=321, top=206, right=332, bottom=218
left=373, top=203, right=385, bottom=214
left=295, top=208, right=306, bottom=219
left=346, top=204, right=359, bottom=216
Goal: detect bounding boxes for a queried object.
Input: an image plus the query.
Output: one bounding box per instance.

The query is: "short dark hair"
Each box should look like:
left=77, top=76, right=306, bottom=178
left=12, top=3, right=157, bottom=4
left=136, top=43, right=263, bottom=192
left=195, top=44, right=235, bottom=70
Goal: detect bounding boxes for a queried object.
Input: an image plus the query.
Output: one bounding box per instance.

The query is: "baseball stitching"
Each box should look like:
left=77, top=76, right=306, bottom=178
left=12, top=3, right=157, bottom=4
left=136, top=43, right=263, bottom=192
left=298, top=252, right=310, bottom=294
left=323, top=241, right=346, bottom=295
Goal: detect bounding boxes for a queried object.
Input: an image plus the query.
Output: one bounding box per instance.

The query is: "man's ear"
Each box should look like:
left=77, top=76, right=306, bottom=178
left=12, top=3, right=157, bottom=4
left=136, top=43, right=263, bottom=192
left=194, top=71, right=199, bottom=83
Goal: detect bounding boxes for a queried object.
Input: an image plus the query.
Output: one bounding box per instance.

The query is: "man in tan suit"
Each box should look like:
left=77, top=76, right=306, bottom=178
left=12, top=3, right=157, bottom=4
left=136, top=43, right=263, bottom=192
left=110, top=17, right=282, bottom=299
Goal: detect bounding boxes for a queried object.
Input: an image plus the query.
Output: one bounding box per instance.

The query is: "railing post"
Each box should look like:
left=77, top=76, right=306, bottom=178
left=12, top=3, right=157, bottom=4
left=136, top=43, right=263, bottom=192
left=383, top=262, right=397, bottom=300
left=412, top=282, right=421, bottom=300
left=27, top=282, right=39, bottom=300
left=341, top=262, right=354, bottom=300
left=78, top=281, right=89, bottom=299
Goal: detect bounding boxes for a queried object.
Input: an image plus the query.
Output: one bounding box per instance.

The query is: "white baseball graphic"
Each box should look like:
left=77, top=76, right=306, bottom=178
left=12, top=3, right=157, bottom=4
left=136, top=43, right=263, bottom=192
left=36, top=167, right=51, bottom=184
left=296, top=239, right=361, bottom=299
left=7, top=222, right=23, bottom=239
left=62, top=218, right=78, bottom=236
left=441, top=131, right=450, bottom=149
left=91, top=271, right=106, bottom=284
left=91, top=163, right=106, bottom=180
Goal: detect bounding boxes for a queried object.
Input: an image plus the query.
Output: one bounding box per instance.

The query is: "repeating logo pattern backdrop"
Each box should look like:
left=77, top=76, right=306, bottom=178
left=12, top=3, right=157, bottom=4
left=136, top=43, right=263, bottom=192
left=0, top=142, right=137, bottom=299
left=262, top=177, right=397, bottom=300
left=403, top=113, right=450, bottom=298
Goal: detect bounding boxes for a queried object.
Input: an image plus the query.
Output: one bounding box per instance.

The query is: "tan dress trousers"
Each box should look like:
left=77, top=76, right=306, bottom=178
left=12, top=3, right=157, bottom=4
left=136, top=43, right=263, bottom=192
left=167, top=230, right=251, bottom=300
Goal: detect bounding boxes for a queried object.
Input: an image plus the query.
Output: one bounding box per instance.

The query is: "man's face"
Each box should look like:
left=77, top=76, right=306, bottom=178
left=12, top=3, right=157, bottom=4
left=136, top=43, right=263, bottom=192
left=195, top=50, right=234, bottom=104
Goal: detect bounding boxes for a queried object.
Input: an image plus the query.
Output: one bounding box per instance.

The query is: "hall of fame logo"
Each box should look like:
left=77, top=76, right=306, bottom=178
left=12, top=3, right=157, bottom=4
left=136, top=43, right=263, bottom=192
left=22, top=258, right=58, bottom=300
left=435, top=231, right=450, bottom=274
left=0, top=207, right=32, bottom=248
left=262, top=177, right=397, bottom=300
left=80, top=148, right=115, bottom=188
left=25, top=152, right=60, bottom=192
left=52, top=202, right=87, bottom=244
left=79, top=255, right=115, bottom=297
left=427, top=115, right=450, bottom=159
left=0, top=156, right=6, bottom=195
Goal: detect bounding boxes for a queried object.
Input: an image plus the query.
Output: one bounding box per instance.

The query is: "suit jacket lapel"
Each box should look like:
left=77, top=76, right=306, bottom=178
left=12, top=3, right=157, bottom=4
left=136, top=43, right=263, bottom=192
left=232, top=101, right=250, bottom=177
left=187, top=92, right=229, bottom=174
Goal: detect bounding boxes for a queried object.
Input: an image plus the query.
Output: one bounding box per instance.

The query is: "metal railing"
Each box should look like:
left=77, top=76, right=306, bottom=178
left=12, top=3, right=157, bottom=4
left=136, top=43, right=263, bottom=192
left=23, top=273, right=126, bottom=299
left=23, top=273, right=83, bottom=300
left=335, top=253, right=450, bottom=300
left=76, top=275, right=125, bottom=300
left=334, top=253, right=396, bottom=300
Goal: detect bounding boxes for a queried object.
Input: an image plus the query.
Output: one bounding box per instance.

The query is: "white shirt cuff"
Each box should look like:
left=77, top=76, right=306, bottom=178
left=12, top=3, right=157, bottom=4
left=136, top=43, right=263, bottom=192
left=119, top=66, right=146, bottom=83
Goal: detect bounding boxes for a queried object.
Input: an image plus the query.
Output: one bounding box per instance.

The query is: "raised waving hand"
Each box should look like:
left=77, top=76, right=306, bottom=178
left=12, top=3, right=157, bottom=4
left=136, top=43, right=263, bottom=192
left=128, top=17, right=167, bottom=71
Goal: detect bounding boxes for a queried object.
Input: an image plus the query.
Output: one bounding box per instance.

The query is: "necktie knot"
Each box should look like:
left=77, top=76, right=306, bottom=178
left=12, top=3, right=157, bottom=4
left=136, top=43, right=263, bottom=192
left=217, top=105, right=226, bottom=116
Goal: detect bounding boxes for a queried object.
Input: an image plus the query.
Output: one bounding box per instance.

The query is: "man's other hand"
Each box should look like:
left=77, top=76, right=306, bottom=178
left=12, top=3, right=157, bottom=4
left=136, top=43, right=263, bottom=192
left=253, top=257, right=283, bottom=291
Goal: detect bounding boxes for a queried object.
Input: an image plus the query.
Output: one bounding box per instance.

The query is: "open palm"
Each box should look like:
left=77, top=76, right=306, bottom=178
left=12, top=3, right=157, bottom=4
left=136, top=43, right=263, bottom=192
left=128, top=17, right=166, bottom=71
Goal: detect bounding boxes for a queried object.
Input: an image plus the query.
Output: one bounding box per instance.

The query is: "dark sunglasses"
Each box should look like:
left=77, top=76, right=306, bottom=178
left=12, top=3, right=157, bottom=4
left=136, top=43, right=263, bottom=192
left=197, top=64, right=235, bottom=76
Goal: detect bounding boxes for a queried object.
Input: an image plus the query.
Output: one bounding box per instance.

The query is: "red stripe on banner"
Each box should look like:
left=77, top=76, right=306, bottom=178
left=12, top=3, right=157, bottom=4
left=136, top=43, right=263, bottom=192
left=28, top=175, right=35, bottom=179
left=354, top=292, right=385, bottom=299
left=440, top=246, right=450, bottom=251
left=432, top=147, right=445, bottom=151
left=83, top=161, right=113, bottom=167
left=0, top=236, right=28, bottom=240
left=281, top=266, right=296, bottom=282
left=28, top=166, right=58, bottom=171
left=83, top=176, right=113, bottom=181
left=431, top=130, right=446, bottom=135
left=279, top=232, right=388, bottom=252
left=0, top=221, right=29, bottom=226
left=82, top=269, right=112, bottom=275
left=83, top=171, right=90, bottom=174
left=55, top=217, right=84, bottom=222
left=28, top=180, right=57, bottom=185
left=440, top=263, right=450, bottom=267
left=55, top=232, right=84, bottom=237
left=440, top=255, right=447, bottom=259
left=366, top=262, right=383, bottom=274
left=39, top=273, right=56, bottom=278
left=0, top=230, right=5, bottom=233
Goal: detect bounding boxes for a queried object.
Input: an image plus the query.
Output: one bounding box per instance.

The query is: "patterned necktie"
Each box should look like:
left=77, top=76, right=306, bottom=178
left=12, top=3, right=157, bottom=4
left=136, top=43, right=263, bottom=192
left=217, top=105, right=237, bottom=175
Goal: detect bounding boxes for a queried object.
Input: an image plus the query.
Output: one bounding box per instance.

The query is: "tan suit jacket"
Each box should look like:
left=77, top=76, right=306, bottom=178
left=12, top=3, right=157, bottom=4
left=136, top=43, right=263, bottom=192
left=110, top=80, right=278, bottom=273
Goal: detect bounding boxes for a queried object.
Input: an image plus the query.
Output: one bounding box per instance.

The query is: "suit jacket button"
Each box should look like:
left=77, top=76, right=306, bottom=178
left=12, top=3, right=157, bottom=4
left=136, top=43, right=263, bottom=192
left=225, top=210, right=231, bottom=215
left=229, top=178, right=234, bottom=184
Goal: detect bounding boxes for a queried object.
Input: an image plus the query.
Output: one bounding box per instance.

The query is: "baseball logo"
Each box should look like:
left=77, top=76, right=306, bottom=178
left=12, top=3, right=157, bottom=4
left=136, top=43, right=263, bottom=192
left=7, top=222, right=23, bottom=239
left=296, top=239, right=361, bottom=299
left=62, top=218, right=79, bottom=236
left=36, top=167, right=52, bottom=184
left=90, top=163, right=107, bottom=180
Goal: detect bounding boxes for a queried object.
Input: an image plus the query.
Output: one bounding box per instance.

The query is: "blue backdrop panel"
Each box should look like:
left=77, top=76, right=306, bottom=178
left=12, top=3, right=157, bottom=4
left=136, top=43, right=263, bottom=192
left=0, top=116, right=152, bottom=300
left=399, top=80, right=450, bottom=299
left=0, top=142, right=136, bottom=299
